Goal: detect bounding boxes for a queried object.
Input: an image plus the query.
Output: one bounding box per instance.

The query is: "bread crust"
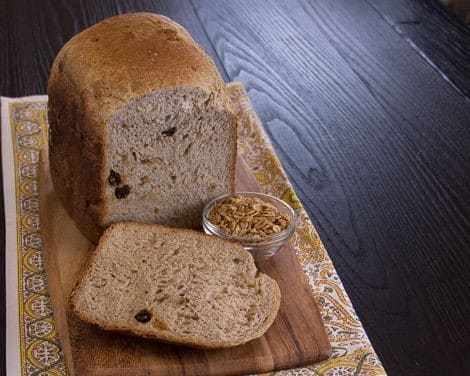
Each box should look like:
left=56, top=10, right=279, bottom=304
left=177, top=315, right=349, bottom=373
left=48, top=13, right=236, bottom=243
left=70, top=222, right=281, bottom=349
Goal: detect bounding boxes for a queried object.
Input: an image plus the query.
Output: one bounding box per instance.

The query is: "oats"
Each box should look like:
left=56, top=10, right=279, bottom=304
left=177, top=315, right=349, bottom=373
left=209, top=195, right=292, bottom=237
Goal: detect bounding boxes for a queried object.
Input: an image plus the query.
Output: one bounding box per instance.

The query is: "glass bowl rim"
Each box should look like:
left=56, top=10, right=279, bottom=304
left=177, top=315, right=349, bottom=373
left=202, top=191, right=297, bottom=244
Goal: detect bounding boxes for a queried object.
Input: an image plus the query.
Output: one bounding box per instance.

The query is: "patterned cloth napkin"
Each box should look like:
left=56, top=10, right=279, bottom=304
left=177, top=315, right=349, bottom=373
left=1, top=83, right=386, bottom=375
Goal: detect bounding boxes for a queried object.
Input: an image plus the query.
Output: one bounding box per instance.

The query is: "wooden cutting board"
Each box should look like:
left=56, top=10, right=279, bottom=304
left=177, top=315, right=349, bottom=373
left=39, top=152, right=331, bottom=376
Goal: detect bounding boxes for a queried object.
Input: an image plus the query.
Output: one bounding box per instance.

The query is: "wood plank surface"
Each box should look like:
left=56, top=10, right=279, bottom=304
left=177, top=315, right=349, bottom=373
left=2, top=0, right=470, bottom=375
left=368, top=0, right=470, bottom=98
left=191, top=1, right=470, bottom=375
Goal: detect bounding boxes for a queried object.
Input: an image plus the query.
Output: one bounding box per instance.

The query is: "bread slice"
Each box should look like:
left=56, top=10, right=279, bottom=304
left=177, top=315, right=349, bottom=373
left=71, top=222, right=281, bottom=348
left=47, top=13, right=236, bottom=243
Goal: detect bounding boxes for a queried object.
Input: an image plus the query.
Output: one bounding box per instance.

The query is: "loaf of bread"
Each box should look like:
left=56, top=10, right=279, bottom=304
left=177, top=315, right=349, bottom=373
left=47, top=13, right=236, bottom=243
left=71, top=222, right=281, bottom=348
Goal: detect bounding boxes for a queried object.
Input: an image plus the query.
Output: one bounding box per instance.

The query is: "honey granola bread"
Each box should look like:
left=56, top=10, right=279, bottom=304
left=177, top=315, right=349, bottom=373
left=71, top=222, right=281, bottom=348
left=47, top=13, right=236, bottom=243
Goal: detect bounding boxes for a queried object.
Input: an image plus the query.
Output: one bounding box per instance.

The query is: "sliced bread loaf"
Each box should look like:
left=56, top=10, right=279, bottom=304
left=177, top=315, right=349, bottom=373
left=71, top=222, right=281, bottom=348
left=47, top=13, right=236, bottom=243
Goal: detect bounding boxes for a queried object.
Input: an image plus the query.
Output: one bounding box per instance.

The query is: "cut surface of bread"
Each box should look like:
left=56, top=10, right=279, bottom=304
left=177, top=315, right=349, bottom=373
left=107, top=87, right=234, bottom=228
left=71, top=222, right=281, bottom=348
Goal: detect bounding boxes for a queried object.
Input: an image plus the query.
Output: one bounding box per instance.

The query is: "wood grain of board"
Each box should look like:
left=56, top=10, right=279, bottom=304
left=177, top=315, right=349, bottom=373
left=39, top=151, right=331, bottom=376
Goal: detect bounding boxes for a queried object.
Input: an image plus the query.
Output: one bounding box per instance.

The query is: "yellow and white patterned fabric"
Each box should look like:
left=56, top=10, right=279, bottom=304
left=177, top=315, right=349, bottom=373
left=1, top=83, right=386, bottom=375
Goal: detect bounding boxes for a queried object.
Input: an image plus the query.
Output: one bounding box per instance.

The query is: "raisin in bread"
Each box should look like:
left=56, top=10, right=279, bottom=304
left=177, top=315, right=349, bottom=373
left=71, top=222, right=281, bottom=348
left=47, top=13, right=236, bottom=243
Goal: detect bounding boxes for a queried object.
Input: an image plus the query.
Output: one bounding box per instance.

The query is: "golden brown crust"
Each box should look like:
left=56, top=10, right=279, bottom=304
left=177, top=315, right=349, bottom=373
left=70, top=222, right=281, bottom=349
left=48, top=13, right=235, bottom=243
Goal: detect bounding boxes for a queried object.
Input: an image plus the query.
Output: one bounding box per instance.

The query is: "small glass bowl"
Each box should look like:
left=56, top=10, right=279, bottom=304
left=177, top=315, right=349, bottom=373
left=202, top=192, right=297, bottom=260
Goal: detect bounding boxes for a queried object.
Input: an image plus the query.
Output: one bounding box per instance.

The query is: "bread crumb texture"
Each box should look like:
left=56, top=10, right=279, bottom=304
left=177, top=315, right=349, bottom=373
left=71, top=223, right=280, bottom=348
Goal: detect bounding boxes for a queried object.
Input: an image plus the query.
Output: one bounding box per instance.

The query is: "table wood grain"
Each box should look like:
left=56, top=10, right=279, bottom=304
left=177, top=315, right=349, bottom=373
left=1, top=0, right=470, bottom=375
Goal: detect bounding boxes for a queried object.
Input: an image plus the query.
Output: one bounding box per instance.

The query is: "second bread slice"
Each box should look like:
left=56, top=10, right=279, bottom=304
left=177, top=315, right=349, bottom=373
left=71, top=222, right=281, bottom=348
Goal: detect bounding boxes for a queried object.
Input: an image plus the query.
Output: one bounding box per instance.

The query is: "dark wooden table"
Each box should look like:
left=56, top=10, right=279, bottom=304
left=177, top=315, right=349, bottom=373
left=2, top=0, right=470, bottom=375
